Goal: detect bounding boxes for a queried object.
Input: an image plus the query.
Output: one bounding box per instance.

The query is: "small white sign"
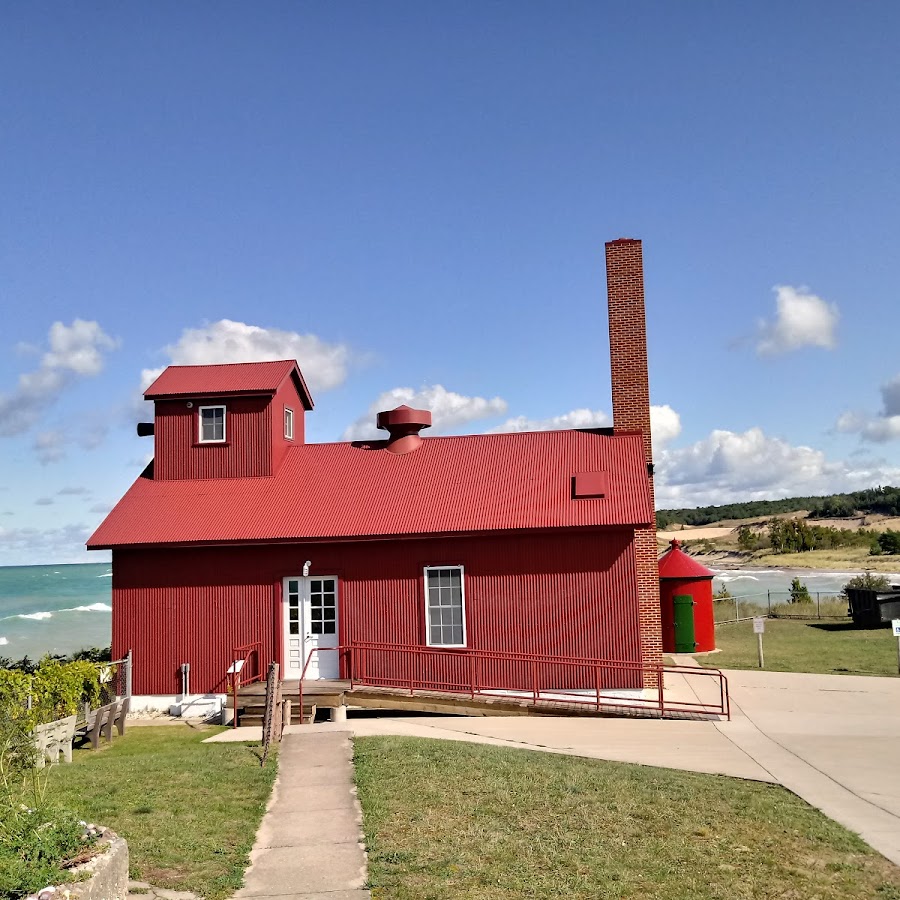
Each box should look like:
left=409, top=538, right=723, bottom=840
left=753, top=617, right=766, bottom=634
left=892, top=618, right=900, bottom=638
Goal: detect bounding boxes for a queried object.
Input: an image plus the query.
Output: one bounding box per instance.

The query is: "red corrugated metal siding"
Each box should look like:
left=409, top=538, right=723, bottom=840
left=153, top=397, right=273, bottom=480
left=271, top=377, right=305, bottom=472
left=90, top=430, right=653, bottom=547
left=112, top=549, right=278, bottom=694
left=113, top=530, right=643, bottom=695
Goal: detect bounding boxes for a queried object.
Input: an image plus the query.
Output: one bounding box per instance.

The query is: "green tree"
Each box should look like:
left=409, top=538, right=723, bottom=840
left=877, top=530, right=900, bottom=555
left=789, top=577, right=812, bottom=604
left=737, top=525, right=756, bottom=552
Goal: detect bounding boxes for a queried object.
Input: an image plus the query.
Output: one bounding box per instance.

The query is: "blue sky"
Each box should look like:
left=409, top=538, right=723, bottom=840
left=2, top=2, right=899, bottom=565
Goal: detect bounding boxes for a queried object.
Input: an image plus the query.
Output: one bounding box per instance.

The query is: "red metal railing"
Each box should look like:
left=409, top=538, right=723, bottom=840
left=229, top=641, right=262, bottom=728
left=296, top=642, right=730, bottom=721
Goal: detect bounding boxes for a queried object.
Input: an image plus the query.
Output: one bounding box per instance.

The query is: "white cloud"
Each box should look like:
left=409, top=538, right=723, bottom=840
left=835, top=374, right=900, bottom=443
left=343, top=385, right=508, bottom=441
left=655, top=425, right=900, bottom=509
left=0, top=523, right=107, bottom=567
left=487, top=403, right=680, bottom=456
left=33, top=430, right=67, bottom=465
left=141, top=320, right=352, bottom=395
left=43, top=320, right=119, bottom=375
left=0, top=320, right=119, bottom=437
left=756, top=285, right=839, bottom=355
left=35, top=497, right=54, bottom=506
left=650, top=404, right=681, bottom=450
left=58, top=486, right=91, bottom=496
left=490, top=408, right=610, bottom=434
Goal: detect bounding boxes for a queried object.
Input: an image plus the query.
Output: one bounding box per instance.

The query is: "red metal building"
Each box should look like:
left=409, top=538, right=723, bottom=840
left=88, top=239, right=663, bottom=701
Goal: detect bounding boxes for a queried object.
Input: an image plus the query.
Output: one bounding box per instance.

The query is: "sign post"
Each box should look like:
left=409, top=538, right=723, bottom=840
left=892, top=619, right=900, bottom=675
left=753, top=617, right=766, bottom=669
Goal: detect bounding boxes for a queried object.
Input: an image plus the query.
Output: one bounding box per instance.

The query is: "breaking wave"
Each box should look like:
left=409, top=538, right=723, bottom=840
left=67, top=603, right=112, bottom=613
left=19, top=611, right=53, bottom=621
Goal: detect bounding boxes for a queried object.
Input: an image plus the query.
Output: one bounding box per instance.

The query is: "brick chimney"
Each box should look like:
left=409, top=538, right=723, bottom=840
left=605, top=238, right=653, bottom=475
left=605, top=237, right=662, bottom=672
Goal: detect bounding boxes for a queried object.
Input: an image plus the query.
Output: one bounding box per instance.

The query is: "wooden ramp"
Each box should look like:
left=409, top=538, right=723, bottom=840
left=229, top=678, right=714, bottom=724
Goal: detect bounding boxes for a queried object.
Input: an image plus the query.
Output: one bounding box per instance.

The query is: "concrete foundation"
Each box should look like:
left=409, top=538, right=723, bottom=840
left=70, top=833, right=129, bottom=900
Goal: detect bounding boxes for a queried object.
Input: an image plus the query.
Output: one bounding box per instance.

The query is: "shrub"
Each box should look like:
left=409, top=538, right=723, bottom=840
left=0, top=709, right=97, bottom=897
left=0, top=669, right=33, bottom=724
left=0, top=658, right=106, bottom=728
left=842, top=572, right=891, bottom=597
left=789, top=577, right=812, bottom=604
left=0, top=802, right=93, bottom=897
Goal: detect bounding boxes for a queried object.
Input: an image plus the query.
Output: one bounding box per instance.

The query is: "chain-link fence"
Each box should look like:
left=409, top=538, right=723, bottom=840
left=714, top=591, right=849, bottom=625
left=98, top=651, right=132, bottom=706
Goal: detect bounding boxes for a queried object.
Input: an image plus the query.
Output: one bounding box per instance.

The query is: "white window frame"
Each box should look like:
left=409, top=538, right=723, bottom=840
left=198, top=405, right=226, bottom=443
left=424, top=565, right=467, bottom=648
left=284, top=406, right=294, bottom=440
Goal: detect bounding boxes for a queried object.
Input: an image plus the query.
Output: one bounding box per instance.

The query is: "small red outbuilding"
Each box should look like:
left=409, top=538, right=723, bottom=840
left=658, top=539, right=716, bottom=654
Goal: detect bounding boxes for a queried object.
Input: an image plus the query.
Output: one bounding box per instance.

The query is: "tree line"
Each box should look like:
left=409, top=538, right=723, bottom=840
left=657, top=485, right=900, bottom=529
left=736, top=521, right=900, bottom=556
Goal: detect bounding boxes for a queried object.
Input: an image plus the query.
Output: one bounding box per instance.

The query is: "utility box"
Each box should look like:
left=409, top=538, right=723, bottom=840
left=848, top=589, right=900, bottom=627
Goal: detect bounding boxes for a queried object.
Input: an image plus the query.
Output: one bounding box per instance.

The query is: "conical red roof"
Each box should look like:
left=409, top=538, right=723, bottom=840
left=658, top=539, right=715, bottom=579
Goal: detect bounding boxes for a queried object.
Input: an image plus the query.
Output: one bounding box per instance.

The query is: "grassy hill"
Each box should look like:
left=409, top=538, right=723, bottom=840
left=656, top=487, right=900, bottom=570
left=656, top=485, right=900, bottom=529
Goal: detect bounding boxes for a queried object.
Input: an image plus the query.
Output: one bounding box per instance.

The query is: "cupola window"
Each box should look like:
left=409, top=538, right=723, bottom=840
left=199, top=405, right=226, bottom=443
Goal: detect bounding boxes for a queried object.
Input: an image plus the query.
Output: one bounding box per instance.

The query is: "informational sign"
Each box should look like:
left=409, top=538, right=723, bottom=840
left=753, top=617, right=766, bottom=634
left=892, top=618, right=900, bottom=638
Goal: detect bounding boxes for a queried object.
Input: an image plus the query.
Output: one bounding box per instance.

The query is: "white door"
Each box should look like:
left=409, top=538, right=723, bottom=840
left=283, top=576, right=339, bottom=679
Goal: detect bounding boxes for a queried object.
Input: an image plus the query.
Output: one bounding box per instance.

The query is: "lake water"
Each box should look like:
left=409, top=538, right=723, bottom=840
left=2, top=561, right=898, bottom=662
left=711, top=566, right=900, bottom=601
left=0, top=563, right=112, bottom=661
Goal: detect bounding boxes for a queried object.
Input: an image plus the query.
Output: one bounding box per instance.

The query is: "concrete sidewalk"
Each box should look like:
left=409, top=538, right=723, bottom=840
left=715, top=669, right=900, bottom=867
left=231, top=731, right=370, bottom=900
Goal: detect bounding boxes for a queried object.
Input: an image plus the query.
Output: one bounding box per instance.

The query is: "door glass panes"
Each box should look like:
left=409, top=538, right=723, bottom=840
left=287, top=581, right=300, bottom=635
left=310, top=579, right=337, bottom=635
left=426, top=567, right=464, bottom=646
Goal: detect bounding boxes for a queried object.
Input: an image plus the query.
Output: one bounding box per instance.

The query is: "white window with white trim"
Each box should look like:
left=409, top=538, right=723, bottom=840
left=284, top=407, right=294, bottom=440
left=424, top=565, right=466, bottom=647
left=198, top=405, right=226, bottom=443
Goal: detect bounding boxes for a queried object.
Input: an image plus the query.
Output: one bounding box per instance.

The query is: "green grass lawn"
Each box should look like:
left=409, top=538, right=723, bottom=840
left=49, top=725, right=276, bottom=900
left=354, top=736, right=900, bottom=900
left=699, top=618, right=899, bottom=677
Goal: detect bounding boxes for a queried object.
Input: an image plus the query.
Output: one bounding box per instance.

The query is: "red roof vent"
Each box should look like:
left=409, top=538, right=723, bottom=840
left=658, top=538, right=715, bottom=580
left=376, top=405, right=432, bottom=455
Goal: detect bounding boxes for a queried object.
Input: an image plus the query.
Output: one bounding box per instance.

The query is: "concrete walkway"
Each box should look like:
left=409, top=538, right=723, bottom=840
left=713, top=668, right=900, bottom=867
left=231, top=731, right=370, bottom=900
left=212, top=666, right=900, bottom=888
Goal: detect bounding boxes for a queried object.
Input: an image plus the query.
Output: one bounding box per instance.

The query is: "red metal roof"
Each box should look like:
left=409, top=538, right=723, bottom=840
left=88, top=429, right=654, bottom=548
left=145, top=360, right=313, bottom=409
left=658, top=539, right=715, bottom=579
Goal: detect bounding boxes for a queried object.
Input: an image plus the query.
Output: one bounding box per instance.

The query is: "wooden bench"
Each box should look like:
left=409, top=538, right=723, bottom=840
left=75, top=698, right=129, bottom=750
left=32, top=715, right=77, bottom=768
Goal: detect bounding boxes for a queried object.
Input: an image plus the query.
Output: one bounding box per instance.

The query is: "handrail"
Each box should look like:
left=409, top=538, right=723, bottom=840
left=296, top=642, right=730, bottom=722
left=229, top=641, right=262, bottom=728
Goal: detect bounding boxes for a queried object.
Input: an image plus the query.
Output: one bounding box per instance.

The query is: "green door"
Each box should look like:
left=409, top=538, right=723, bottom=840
left=673, top=594, right=696, bottom=653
